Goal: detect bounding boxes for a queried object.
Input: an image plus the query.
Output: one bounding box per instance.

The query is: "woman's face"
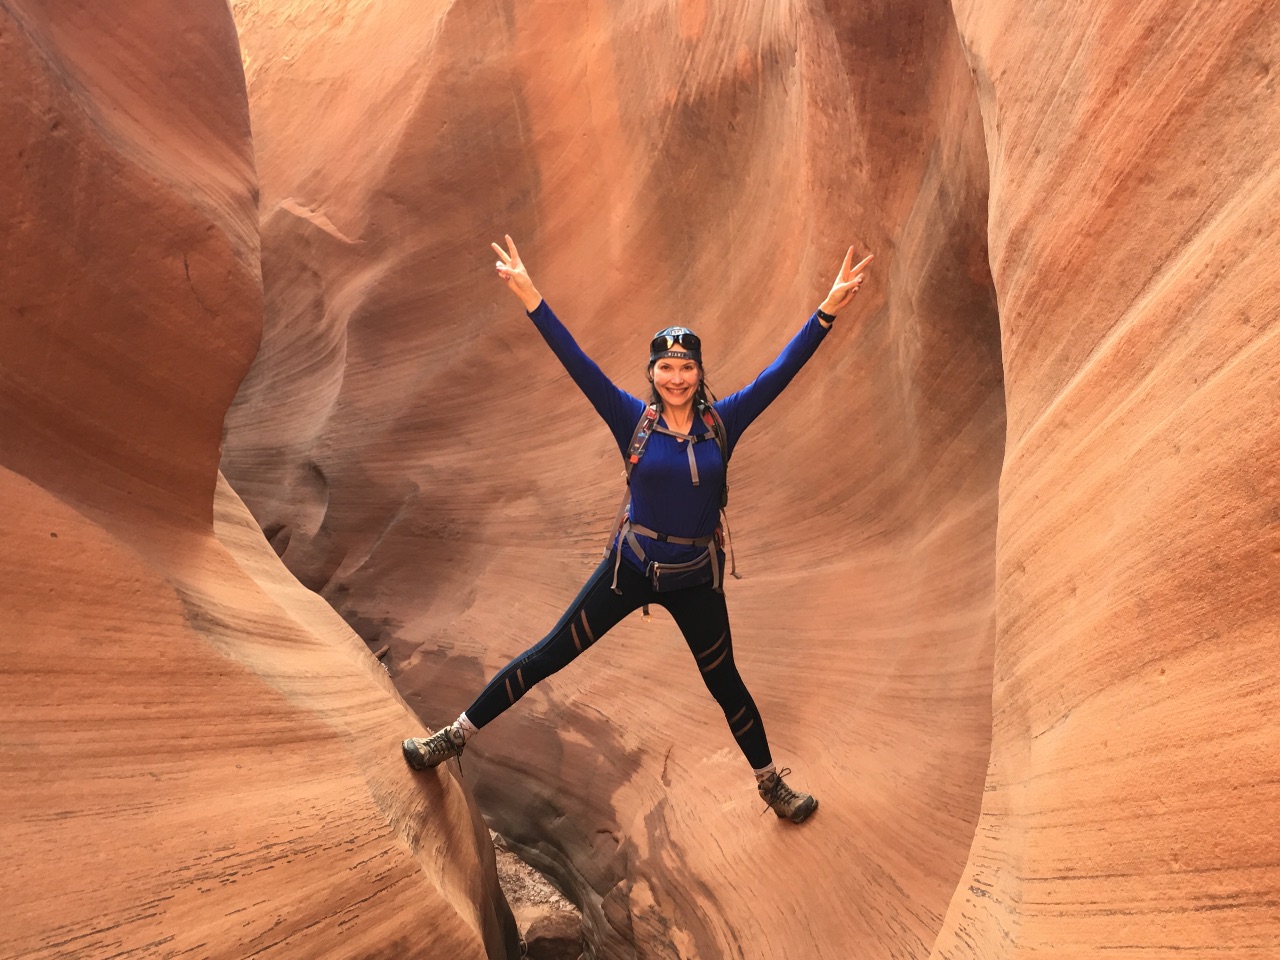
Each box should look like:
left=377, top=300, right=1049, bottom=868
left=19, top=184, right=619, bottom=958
left=651, top=351, right=701, bottom=409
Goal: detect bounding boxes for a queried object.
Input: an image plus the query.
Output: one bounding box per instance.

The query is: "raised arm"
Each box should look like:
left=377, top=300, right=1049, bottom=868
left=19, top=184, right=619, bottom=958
left=716, top=246, right=873, bottom=453
left=493, top=236, right=641, bottom=448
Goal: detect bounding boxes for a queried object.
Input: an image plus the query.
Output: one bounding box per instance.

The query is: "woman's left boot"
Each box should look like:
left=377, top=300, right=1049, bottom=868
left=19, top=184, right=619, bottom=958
left=758, top=769, right=818, bottom=823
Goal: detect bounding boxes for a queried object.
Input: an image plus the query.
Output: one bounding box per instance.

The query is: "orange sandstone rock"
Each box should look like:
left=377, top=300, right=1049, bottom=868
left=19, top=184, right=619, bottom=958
left=930, top=2, right=1280, bottom=956
left=226, top=0, right=1280, bottom=956
left=227, top=1, right=1000, bottom=957
left=1, top=3, right=515, bottom=957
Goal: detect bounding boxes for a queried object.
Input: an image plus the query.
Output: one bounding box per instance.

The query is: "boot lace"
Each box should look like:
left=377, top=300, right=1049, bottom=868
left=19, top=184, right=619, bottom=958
left=414, top=725, right=466, bottom=773
left=433, top=727, right=465, bottom=757
left=759, top=767, right=799, bottom=815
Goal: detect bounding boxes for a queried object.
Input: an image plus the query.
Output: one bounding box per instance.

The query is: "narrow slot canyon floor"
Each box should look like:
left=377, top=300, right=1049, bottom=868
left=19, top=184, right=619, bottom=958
left=492, top=832, right=585, bottom=960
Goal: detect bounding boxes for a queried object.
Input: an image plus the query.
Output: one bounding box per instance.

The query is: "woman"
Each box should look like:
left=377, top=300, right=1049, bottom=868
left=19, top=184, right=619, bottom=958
left=403, top=235, right=872, bottom=824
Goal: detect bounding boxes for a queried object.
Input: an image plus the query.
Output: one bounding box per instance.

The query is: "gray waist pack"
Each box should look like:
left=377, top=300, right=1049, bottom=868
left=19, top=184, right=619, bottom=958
left=647, top=550, right=719, bottom=593
left=615, top=520, right=722, bottom=593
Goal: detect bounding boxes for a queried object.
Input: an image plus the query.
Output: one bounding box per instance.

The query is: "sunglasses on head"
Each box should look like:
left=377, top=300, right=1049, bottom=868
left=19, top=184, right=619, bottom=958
left=649, top=328, right=701, bottom=356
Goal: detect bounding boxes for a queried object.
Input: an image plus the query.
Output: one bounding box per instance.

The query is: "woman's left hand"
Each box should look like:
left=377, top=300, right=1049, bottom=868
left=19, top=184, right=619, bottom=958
left=492, top=234, right=543, bottom=312
left=819, top=247, right=874, bottom=316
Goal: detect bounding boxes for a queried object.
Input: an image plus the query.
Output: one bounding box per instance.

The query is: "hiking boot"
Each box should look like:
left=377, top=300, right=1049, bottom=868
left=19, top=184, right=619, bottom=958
left=758, top=768, right=818, bottom=823
left=402, top=724, right=465, bottom=770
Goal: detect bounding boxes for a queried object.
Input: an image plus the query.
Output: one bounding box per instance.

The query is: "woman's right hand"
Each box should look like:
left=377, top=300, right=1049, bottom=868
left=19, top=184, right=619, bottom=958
left=492, top=234, right=543, bottom=312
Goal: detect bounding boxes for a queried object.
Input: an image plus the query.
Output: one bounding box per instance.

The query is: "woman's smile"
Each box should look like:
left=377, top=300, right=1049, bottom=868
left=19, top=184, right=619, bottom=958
left=653, top=355, right=701, bottom=411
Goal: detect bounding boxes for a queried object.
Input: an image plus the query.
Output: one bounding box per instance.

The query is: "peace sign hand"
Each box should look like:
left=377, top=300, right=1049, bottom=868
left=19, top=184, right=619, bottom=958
left=819, top=246, right=874, bottom=318
left=492, top=234, right=543, bottom=312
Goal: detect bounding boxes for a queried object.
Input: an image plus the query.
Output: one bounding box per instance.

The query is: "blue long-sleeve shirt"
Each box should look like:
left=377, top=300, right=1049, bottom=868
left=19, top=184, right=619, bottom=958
left=527, top=300, right=831, bottom=571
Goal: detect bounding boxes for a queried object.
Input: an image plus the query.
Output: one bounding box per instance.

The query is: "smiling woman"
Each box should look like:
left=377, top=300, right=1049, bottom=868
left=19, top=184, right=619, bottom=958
left=402, top=234, right=872, bottom=825
left=649, top=333, right=703, bottom=429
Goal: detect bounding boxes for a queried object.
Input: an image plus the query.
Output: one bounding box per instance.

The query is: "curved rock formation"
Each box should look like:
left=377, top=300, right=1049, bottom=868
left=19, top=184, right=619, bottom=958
left=225, top=1, right=1000, bottom=957
left=224, top=0, right=1280, bottom=957
left=930, top=2, right=1280, bottom=956
left=1, top=3, right=514, bottom=957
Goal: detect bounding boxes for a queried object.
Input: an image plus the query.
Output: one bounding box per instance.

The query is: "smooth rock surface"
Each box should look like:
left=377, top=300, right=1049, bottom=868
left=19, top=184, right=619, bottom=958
left=226, top=2, right=1000, bottom=957
left=929, top=2, right=1280, bottom=956
left=224, top=0, right=1280, bottom=958
left=1, top=3, right=515, bottom=957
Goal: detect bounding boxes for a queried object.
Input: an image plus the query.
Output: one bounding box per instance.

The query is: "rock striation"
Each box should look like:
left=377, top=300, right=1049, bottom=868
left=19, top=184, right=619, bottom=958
left=1, top=3, right=515, bottom=958
left=929, top=2, right=1280, bottom=956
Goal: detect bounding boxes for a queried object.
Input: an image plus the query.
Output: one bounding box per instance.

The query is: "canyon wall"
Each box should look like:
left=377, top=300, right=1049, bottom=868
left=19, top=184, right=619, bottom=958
left=930, top=2, right=1280, bottom=956
left=225, top=0, right=1002, bottom=957
left=0, top=2, right=515, bottom=957
left=4, top=0, right=1259, bottom=957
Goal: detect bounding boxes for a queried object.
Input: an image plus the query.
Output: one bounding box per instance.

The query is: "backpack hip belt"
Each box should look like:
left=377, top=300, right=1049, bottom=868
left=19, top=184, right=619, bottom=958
left=612, top=519, right=721, bottom=593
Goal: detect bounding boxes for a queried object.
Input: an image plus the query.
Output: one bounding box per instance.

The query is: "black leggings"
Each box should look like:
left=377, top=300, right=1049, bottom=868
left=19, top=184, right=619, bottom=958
left=464, top=552, right=773, bottom=771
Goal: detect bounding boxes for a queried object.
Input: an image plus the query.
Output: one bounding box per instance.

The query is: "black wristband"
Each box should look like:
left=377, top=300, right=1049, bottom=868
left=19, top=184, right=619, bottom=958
left=816, top=308, right=836, bottom=324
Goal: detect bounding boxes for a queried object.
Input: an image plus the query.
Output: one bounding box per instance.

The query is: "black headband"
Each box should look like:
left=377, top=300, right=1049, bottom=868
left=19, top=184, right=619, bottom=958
left=649, top=327, right=702, bottom=364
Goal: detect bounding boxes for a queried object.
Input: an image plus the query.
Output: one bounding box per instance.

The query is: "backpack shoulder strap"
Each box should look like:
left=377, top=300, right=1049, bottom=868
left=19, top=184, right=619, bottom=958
left=604, top=404, right=660, bottom=575
left=700, top=402, right=730, bottom=508
left=701, top=403, right=739, bottom=579
left=624, top=404, right=661, bottom=481
left=700, top=403, right=727, bottom=461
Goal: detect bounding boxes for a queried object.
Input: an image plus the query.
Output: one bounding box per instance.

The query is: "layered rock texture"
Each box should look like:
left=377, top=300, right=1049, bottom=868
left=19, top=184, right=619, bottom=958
left=225, top=0, right=1280, bottom=956
left=931, top=3, right=1280, bottom=955
left=1, top=3, right=515, bottom=958
left=226, top=1, right=1000, bottom=956
left=7, top=0, right=1274, bottom=957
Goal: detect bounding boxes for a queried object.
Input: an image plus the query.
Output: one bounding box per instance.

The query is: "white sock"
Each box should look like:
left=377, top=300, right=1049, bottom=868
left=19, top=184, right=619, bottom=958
left=453, top=712, right=479, bottom=742
left=753, top=763, right=777, bottom=783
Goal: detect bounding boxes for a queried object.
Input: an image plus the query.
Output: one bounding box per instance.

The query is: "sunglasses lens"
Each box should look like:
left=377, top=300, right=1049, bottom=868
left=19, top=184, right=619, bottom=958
left=650, top=329, right=701, bottom=356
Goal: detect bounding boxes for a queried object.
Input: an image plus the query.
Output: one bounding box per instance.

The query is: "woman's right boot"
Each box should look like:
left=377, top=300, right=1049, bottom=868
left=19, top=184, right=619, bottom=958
left=402, top=724, right=466, bottom=770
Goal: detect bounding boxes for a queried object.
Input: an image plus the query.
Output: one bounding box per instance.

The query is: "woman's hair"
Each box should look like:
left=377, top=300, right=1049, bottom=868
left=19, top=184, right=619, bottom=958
left=647, top=360, right=715, bottom=412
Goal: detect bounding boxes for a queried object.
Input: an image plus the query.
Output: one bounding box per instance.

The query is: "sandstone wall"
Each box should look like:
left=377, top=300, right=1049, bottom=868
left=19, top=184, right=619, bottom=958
left=226, top=1, right=1002, bottom=957
left=930, top=2, right=1280, bottom=956
left=223, top=0, right=1280, bottom=957
left=1, top=3, right=515, bottom=957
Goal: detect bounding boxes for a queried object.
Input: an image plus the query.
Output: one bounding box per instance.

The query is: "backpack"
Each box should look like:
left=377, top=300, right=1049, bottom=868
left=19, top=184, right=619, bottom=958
left=604, top=401, right=739, bottom=598
left=625, top=401, right=728, bottom=499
